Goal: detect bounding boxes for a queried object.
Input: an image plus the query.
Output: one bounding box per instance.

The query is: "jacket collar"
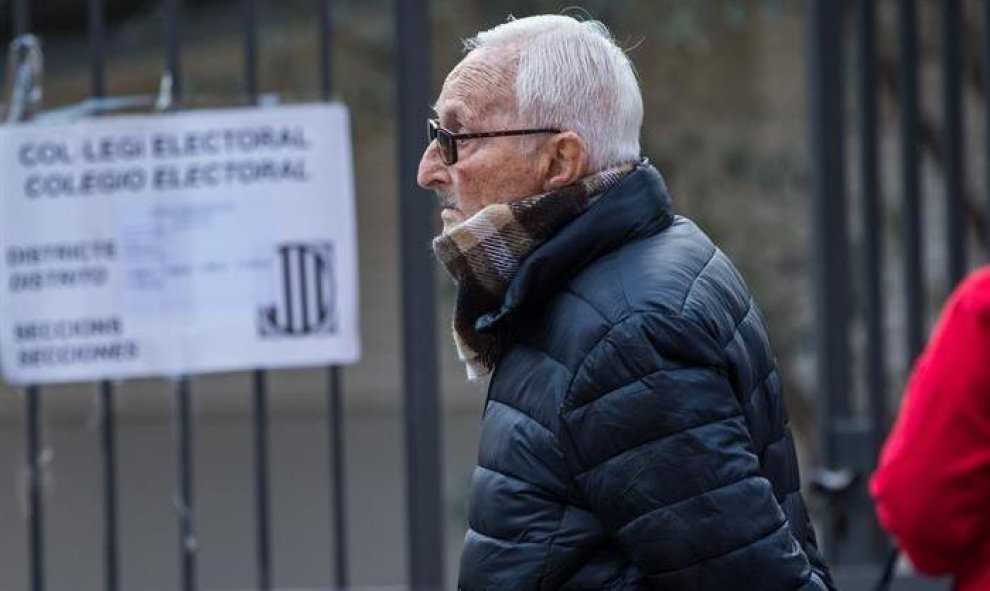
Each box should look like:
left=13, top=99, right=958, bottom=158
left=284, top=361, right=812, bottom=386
left=475, top=160, right=674, bottom=333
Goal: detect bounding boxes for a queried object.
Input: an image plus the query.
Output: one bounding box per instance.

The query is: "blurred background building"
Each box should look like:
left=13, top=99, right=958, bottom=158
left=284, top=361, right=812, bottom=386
left=0, top=0, right=985, bottom=589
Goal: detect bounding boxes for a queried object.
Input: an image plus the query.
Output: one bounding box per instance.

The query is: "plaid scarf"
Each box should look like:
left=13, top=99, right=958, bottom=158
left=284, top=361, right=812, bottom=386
left=433, top=162, right=636, bottom=380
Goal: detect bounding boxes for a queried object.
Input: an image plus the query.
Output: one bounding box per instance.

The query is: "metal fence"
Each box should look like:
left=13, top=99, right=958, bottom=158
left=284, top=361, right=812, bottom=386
left=3, top=0, right=444, bottom=590
left=808, top=0, right=988, bottom=568
left=5, top=0, right=987, bottom=588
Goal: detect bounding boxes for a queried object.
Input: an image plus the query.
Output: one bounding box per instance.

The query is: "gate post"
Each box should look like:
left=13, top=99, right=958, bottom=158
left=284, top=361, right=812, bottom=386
left=395, top=0, right=445, bottom=589
left=806, top=0, right=853, bottom=561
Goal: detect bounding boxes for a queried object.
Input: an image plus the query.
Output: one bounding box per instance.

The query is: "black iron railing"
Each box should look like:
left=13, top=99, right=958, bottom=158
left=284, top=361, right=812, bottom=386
left=5, top=0, right=445, bottom=589
left=808, top=0, right=988, bottom=566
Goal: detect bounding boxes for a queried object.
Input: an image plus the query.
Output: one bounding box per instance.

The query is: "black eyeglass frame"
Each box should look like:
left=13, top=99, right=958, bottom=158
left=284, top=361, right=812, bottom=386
left=427, top=118, right=560, bottom=165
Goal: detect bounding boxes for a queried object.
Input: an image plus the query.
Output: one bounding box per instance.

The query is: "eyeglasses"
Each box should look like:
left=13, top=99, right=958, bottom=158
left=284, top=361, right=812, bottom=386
left=426, top=118, right=560, bottom=165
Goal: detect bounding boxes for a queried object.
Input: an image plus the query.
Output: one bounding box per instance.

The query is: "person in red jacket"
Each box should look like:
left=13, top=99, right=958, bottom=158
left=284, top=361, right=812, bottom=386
left=871, top=267, right=990, bottom=591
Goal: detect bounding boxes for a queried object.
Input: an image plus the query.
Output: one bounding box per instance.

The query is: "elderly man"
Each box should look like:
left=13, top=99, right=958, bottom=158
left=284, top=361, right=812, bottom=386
left=419, top=15, right=835, bottom=591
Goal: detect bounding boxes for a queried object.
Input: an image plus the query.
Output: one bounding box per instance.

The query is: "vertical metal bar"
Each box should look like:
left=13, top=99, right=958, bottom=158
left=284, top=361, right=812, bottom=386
left=26, top=386, right=44, bottom=591
left=857, top=0, right=889, bottom=560
left=176, top=378, right=196, bottom=591
left=318, top=4, right=349, bottom=587
left=319, top=0, right=333, bottom=102
left=942, top=0, right=966, bottom=286
left=900, top=0, right=924, bottom=364
left=88, top=0, right=107, bottom=98
left=807, top=0, right=849, bottom=467
left=12, top=0, right=29, bottom=35
left=986, top=0, right=990, bottom=253
left=163, top=2, right=193, bottom=589
left=327, top=367, right=348, bottom=589
left=253, top=370, right=271, bottom=591
left=88, top=1, right=120, bottom=588
left=243, top=0, right=258, bottom=104
left=395, top=0, right=444, bottom=589
left=241, top=4, right=271, bottom=589
left=14, top=3, right=41, bottom=588
left=856, top=0, right=886, bottom=475
left=164, top=0, right=182, bottom=102
left=807, top=0, right=849, bottom=561
left=100, top=384, right=119, bottom=591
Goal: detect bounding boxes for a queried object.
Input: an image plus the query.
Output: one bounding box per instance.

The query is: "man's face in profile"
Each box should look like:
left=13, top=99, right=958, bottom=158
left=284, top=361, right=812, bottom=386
left=417, top=49, right=550, bottom=233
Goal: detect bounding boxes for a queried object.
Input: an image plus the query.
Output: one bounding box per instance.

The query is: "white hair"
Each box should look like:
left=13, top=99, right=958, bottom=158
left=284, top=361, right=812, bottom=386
left=464, top=14, right=643, bottom=172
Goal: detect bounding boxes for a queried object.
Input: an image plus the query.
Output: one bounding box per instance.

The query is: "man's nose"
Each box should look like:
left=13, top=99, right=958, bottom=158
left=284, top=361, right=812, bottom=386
left=417, top=141, right=449, bottom=190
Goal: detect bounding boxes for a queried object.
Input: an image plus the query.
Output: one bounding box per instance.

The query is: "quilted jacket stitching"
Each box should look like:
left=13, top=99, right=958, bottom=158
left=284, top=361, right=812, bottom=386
left=678, top=246, right=719, bottom=315
left=642, top=521, right=793, bottom=577
left=614, top=473, right=762, bottom=536
left=571, top=410, right=745, bottom=478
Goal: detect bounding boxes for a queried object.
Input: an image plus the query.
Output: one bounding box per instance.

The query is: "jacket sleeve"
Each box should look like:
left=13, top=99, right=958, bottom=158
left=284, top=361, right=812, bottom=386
left=870, top=271, right=990, bottom=576
left=559, top=311, right=824, bottom=590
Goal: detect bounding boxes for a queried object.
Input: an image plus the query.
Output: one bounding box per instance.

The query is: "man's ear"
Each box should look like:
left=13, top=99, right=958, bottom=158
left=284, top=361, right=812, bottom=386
left=543, top=131, right=589, bottom=191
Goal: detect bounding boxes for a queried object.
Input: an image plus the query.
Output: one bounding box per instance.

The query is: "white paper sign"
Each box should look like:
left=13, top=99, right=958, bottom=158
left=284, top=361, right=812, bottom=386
left=0, top=103, right=360, bottom=385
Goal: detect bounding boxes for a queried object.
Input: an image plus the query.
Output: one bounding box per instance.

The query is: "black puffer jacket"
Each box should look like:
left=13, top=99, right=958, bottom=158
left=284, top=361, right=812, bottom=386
left=458, top=162, right=834, bottom=591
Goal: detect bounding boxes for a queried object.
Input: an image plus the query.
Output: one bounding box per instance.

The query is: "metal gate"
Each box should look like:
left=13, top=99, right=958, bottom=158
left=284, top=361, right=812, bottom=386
left=808, top=0, right=988, bottom=575
left=6, top=0, right=986, bottom=588
left=1, top=0, right=445, bottom=590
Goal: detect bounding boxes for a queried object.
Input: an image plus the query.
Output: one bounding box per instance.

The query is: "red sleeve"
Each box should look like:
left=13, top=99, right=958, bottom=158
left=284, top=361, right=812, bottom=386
left=870, top=268, right=990, bottom=576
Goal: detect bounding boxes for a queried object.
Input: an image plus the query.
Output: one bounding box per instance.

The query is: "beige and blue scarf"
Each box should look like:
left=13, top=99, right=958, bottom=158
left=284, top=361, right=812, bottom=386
left=433, top=162, right=635, bottom=380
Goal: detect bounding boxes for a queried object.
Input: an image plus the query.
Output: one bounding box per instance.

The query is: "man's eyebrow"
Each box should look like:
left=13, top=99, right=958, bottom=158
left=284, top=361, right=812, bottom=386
left=434, top=103, right=471, bottom=126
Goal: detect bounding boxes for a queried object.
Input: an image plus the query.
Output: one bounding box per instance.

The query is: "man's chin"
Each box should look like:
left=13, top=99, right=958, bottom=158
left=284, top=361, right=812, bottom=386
left=441, top=208, right=467, bottom=232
